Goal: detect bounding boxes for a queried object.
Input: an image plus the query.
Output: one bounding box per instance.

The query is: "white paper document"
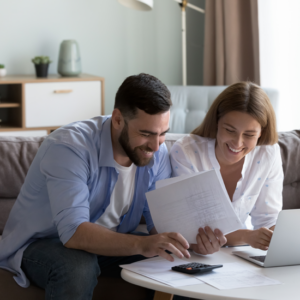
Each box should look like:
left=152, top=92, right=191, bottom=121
left=195, top=262, right=281, bottom=290
left=146, top=170, right=243, bottom=243
left=120, top=256, right=202, bottom=287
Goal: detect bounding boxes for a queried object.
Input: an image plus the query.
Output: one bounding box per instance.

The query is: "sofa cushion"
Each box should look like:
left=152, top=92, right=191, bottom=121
left=0, top=269, right=44, bottom=300
left=0, top=136, right=44, bottom=198
left=278, top=131, right=300, bottom=209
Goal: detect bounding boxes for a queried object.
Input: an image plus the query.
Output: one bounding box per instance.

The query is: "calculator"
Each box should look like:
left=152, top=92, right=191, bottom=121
left=172, top=262, right=223, bottom=274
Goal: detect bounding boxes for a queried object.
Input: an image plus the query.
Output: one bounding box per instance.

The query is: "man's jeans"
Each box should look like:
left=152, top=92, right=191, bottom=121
left=21, top=236, right=154, bottom=300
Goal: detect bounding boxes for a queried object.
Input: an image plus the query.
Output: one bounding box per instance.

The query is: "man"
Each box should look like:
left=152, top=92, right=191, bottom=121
left=0, top=74, right=226, bottom=299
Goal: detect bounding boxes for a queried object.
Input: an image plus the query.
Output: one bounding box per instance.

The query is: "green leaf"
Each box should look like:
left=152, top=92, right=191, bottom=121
left=32, top=56, right=51, bottom=64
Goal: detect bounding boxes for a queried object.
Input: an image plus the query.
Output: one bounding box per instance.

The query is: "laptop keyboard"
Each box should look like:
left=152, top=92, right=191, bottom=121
left=250, top=255, right=266, bottom=263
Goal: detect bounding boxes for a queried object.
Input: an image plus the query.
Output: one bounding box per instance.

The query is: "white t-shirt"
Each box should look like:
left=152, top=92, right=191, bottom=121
left=170, top=134, right=283, bottom=230
left=95, top=160, right=137, bottom=231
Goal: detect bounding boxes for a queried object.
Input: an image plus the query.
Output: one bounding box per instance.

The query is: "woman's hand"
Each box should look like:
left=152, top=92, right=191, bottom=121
left=244, top=227, right=273, bottom=250
left=190, top=226, right=227, bottom=255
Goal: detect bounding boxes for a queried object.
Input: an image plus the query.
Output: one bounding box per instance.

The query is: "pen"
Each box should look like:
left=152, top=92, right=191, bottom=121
left=222, top=244, right=249, bottom=248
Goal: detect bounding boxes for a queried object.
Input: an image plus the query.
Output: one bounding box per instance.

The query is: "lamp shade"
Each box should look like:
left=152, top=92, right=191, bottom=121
left=118, top=0, right=153, bottom=11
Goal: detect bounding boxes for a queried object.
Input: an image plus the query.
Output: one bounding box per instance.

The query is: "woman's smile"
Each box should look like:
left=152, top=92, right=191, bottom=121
left=226, top=143, right=245, bottom=154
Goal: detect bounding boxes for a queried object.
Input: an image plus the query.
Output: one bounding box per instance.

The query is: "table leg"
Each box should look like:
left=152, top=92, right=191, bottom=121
left=153, top=291, right=174, bottom=300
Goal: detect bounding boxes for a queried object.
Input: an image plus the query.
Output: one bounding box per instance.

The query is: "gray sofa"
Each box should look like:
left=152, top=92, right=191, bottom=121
left=1, top=131, right=300, bottom=299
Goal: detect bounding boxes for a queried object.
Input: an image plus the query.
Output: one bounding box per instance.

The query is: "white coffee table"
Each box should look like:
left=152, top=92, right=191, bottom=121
left=121, top=246, right=300, bottom=300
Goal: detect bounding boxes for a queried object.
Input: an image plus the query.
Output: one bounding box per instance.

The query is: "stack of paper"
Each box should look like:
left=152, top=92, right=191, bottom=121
left=195, top=262, right=281, bottom=290
left=120, top=256, right=202, bottom=287
left=146, top=170, right=243, bottom=244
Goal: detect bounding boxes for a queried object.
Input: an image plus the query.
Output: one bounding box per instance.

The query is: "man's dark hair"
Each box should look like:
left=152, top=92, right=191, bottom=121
left=114, top=73, right=172, bottom=119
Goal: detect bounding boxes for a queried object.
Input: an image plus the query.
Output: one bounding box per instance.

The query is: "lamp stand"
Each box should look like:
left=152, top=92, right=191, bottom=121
left=174, top=0, right=205, bottom=86
left=181, top=0, right=187, bottom=86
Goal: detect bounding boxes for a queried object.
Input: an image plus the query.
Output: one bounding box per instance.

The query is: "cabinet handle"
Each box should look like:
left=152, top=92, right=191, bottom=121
left=53, top=89, right=73, bottom=94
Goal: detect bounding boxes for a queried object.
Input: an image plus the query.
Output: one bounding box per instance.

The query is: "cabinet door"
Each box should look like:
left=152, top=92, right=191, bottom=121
left=25, top=81, right=101, bottom=128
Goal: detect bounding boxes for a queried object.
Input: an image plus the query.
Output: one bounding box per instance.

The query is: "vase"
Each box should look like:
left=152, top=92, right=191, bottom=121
left=57, top=40, right=82, bottom=77
left=0, top=68, right=7, bottom=77
left=35, top=64, right=49, bottom=78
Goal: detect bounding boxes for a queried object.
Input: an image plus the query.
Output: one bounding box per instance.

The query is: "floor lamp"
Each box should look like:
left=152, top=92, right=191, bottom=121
left=118, top=0, right=205, bottom=86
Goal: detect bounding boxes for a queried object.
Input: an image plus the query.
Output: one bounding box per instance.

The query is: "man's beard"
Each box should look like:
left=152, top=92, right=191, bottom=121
left=118, top=123, right=153, bottom=167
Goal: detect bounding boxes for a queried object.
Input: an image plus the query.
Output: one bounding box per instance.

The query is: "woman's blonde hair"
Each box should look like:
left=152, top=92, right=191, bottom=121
left=191, top=82, right=278, bottom=145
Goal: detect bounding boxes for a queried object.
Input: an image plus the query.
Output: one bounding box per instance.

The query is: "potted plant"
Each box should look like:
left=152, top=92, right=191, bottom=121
left=32, top=56, right=52, bottom=78
left=0, top=64, right=6, bottom=77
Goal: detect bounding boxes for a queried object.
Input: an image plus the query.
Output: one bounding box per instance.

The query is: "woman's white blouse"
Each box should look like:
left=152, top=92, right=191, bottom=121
left=170, top=134, right=283, bottom=230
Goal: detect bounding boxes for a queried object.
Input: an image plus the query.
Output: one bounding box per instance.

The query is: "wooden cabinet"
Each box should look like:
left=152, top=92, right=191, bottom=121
left=0, top=74, right=104, bottom=136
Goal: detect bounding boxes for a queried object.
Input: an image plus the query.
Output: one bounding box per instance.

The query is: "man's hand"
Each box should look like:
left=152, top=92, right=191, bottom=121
left=244, top=227, right=273, bottom=250
left=190, top=227, right=227, bottom=255
left=137, top=232, right=190, bottom=262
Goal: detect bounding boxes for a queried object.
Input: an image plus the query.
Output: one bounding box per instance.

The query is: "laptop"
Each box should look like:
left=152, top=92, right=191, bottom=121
left=232, top=209, right=300, bottom=267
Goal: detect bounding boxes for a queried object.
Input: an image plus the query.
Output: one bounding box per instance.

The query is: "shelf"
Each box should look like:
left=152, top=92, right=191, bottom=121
left=0, top=74, right=104, bottom=84
left=0, top=74, right=104, bottom=135
left=0, top=103, right=21, bottom=108
left=0, top=124, right=22, bottom=129
left=0, top=125, right=59, bottom=132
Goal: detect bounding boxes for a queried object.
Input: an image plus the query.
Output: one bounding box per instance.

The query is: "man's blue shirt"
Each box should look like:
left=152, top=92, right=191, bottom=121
left=0, top=116, right=171, bottom=287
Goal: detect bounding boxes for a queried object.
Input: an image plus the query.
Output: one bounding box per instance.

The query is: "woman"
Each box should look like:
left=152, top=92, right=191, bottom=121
left=170, top=82, right=283, bottom=253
